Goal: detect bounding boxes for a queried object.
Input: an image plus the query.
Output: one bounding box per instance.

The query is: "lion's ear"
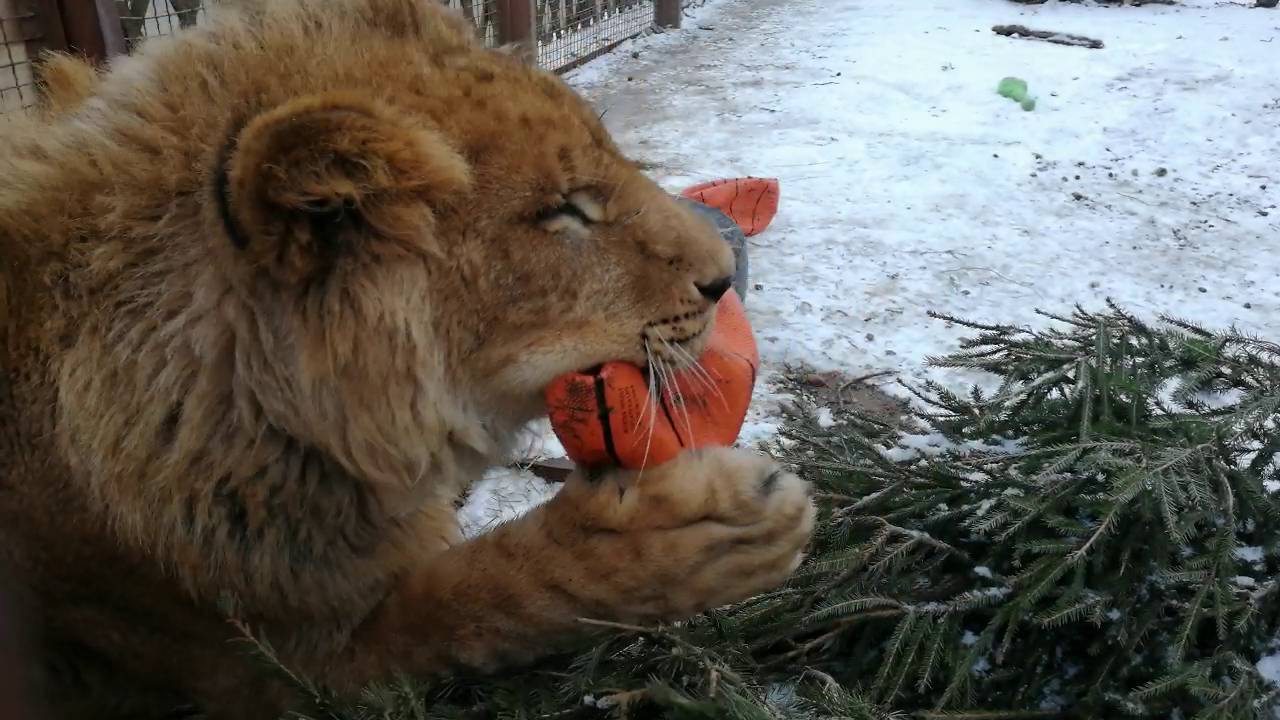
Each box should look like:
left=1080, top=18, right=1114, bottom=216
left=220, top=92, right=470, bottom=284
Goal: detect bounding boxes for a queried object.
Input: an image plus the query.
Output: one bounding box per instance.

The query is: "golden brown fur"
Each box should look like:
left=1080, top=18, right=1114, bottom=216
left=0, top=2, right=814, bottom=718
left=31, top=51, right=101, bottom=117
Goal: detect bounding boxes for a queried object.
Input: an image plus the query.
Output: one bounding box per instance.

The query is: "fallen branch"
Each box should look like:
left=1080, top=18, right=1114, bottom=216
left=992, top=24, right=1104, bottom=49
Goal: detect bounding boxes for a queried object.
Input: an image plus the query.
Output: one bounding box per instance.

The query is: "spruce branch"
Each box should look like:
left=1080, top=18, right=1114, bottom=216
left=236, top=304, right=1280, bottom=720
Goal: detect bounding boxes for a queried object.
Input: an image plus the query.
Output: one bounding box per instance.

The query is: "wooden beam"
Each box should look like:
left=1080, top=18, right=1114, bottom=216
left=28, top=0, right=69, bottom=52
left=57, top=0, right=125, bottom=63
left=496, top=0, right=535, bottom=65
left=655, top=0, right=680, bottom=29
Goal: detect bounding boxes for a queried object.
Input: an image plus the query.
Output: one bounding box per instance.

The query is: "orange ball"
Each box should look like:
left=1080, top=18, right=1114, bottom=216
left=545, top=291, right=759, bottom=469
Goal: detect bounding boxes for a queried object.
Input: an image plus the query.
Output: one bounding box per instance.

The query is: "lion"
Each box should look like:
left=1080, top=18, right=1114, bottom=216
left=0, top=1, right=815, bottom=718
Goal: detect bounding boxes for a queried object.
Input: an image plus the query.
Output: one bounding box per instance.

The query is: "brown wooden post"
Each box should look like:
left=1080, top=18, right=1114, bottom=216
left=654, top=0, right=680, bottom=29
left=29, top=0, right=70, bottom=53
left=496, top=0, right=536, bottom=65
left=55, top=0, right=125, bottom=63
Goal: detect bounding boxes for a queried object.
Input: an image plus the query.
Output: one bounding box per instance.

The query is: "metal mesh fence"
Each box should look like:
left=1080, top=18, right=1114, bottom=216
left=119, top=2, right=500, bottom=49
left=442, top=0, right=501, bottom=48
left=537, top=0, right=654, bottom=73
left=118, top=1, right=505, bottom=49
left=0, top=0, right=41, bottom=114
left=118, top=0, right=207, bottom=47
left=0, top=0, right=670, bottom=118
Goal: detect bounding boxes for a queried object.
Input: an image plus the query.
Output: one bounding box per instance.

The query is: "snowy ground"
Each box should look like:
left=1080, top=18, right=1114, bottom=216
left=459, top=0, right=1280, bottom=630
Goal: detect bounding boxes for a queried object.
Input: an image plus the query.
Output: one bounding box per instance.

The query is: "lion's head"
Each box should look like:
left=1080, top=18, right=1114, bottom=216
left=6, top=0, right=736, bottom=550
left=210, top=0, right=736, bottom=463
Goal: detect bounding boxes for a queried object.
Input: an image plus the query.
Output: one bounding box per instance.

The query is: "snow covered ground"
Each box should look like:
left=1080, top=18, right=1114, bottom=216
left=458, top=0, right=1280, bottom=669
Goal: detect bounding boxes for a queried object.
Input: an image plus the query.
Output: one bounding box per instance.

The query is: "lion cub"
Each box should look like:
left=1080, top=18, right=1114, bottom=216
left=0, top=1, right=814, bottom=718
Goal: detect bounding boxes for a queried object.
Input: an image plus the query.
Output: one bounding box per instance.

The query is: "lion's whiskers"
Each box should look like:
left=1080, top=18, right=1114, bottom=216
left=653, top=328, right=727, bottom=412
left=665, top=338, right=729, bottom=414
left=650, top=334, right=695, bottom=446
left=631, top=340, right=657, bottom=434
left=636, top=339, right=661, bottom=477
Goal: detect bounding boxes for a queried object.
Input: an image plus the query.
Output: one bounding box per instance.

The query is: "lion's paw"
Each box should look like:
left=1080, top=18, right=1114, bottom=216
left=546, top=447, right=815, bottom=622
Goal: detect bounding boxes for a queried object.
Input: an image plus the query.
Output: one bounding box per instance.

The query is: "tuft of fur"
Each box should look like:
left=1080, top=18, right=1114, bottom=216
left=32, top=52, right=101, bottom=116
left=0, top=2, right=814, bottom=719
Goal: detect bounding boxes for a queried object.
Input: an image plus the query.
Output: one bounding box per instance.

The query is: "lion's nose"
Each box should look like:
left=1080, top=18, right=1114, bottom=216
left=695, top=275, right=734, bottom=303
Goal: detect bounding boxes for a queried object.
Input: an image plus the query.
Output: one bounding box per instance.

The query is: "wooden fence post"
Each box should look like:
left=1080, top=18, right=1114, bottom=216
left=27, top=0, right=69, bottom=53
left=654, top=0, right=680, bottom=29
left=55, top=0, right=125, bottom=63
left=496, top=0, right=536, bottom=65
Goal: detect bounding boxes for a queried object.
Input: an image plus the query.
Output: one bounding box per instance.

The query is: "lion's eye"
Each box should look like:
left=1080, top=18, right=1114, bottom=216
left=556, top=202, right=593, bottom=224
left=538, top=190, right=605, bottom=236
left=565, top=190, right=605, bottom=223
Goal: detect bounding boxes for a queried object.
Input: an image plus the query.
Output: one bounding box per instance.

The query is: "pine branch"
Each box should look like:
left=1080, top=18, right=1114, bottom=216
left=240, top=304, right=1280, bottom=720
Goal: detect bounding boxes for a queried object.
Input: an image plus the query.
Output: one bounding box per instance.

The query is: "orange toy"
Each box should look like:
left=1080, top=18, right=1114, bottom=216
left=545, top=290, right=759, bottom=469
left=679, top=177, right=779, bottom=237
left=544, top=177, right=778, bottom=469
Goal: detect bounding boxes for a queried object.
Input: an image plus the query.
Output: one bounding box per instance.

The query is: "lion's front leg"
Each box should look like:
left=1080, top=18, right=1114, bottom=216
left=339, top=448, right=814, bottom=683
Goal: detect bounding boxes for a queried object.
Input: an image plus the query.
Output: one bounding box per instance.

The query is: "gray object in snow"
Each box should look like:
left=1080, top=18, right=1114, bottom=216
left=675, top=196, right=750, bottom=303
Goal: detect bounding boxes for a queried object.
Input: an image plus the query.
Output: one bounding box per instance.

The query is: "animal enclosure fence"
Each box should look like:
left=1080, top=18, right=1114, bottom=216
left=0, top=0, right=686, bottom=116
left=0, top=0, right=51, bottom=114
left=117, top=0, right=207, bottom=47
left=537, top=0, right=658, bottom=72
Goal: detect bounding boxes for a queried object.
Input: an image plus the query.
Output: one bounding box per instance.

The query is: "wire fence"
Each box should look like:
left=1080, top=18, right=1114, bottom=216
left=0, top=0, right=684, bottom=117
left=0, top=0, right=41, bottom=114
left=443, top=0, right=501, bottom=47
left=536, top=0, right=654, bottom=72
left=117, top=0, right=208, bottom=48
left=119, top=1, right=503, bottom=50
